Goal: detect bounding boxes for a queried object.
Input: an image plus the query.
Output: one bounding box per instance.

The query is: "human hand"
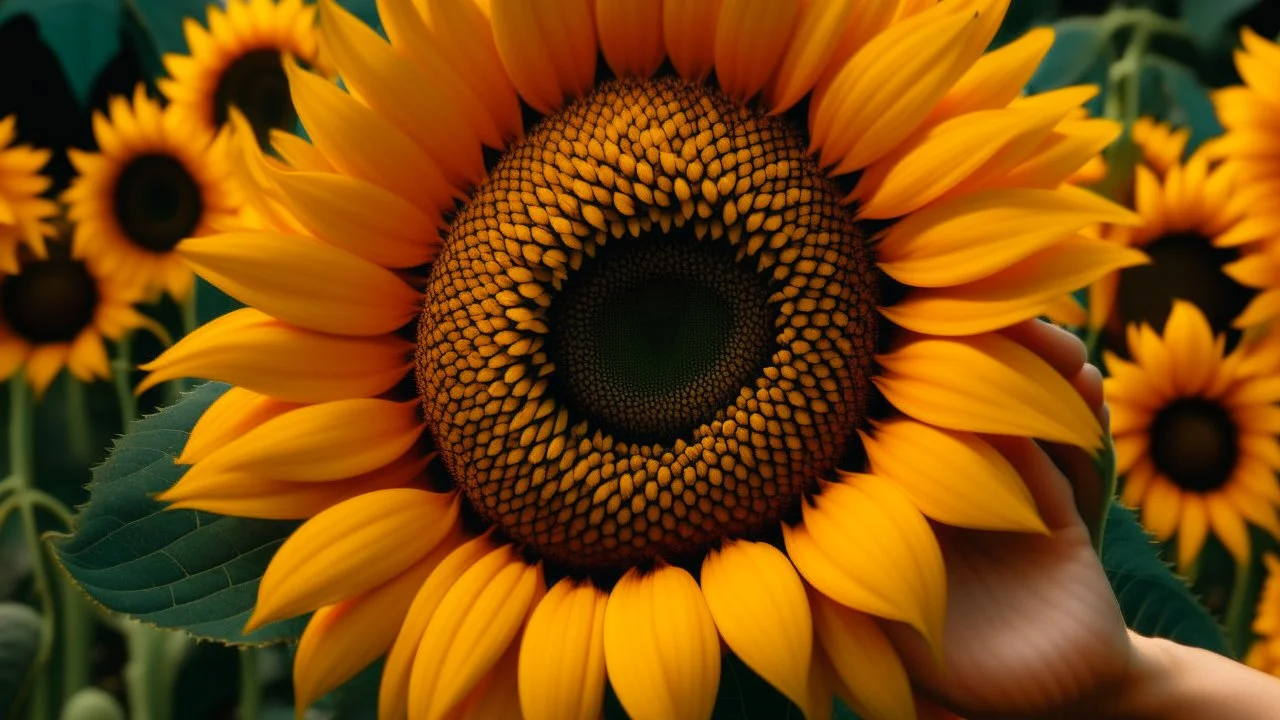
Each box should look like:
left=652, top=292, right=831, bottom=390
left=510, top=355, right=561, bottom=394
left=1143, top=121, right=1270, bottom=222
left=884, top=321, right=1135, bottom=719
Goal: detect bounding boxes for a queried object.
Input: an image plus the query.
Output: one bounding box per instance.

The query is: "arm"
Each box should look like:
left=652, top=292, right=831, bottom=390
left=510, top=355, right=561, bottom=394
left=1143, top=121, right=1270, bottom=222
left=1108, top=631, right=1280, bottom=719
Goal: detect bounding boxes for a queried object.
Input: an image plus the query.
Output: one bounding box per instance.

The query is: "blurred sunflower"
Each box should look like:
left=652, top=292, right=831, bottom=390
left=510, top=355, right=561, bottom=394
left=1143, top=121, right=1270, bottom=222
left=1246, top=553, right=1280, bottom=676
left=1086, top=119, right=1271, bottom=348
left=0, top=115, right=57, bottom=273
left=0, top=235, right=147, bottom=396
left=1105, top=301, right=1280, bottom=570
left=141, top=1, right=1141, bottom=718
left=1210, top=28, right=1280, bottom=190
left=159, top=0, right=327, bottom=147
left=63, top=86, right=238, bottom=301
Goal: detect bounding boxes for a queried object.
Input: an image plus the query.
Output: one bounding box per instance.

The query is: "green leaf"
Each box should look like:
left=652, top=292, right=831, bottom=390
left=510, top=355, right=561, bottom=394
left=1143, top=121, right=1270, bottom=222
left=1027, top=17, right=1108, bottom=93
left=1177, top=0, right=1260, bottom=50
left=0, top=602, right=42, bottom=715
left=1085, top=431, right=1117, bottom=552
left=124, top=0, right=209, bottom=56
left=1101, top=501, right=1229, bottom=654
left=1143, top=57, right=1225, bottom=155
left=195, top=277, right=245, bottom=325
left=0, top=0, right=121, bottom=107
left=51, top=382, right=306, bottom=646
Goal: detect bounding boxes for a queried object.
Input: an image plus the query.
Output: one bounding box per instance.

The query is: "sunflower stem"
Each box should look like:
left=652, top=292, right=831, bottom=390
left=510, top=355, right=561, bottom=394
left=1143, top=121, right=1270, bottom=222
left=64, top=374, right=93, bottom=465
left=9, top=375, right=53, bottom=720
left=237, top=648, right=260, bottom=720
left=113, top=334, right=138, bottom=429
left=1226, top=556, right=1258, bottom=659
left=123, top=620, right=185, bottom=720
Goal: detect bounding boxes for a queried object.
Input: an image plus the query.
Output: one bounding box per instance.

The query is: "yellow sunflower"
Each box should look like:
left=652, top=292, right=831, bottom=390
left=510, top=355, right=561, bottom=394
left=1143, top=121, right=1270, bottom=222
left=1246, top=553, right=1280, bottom=676
left=1086, top=119, right=1272, bottom=345
left=1105, top=301, right=1280, bottom=570
left=1211, top=28, right=1280, bottom=190
left=0, top=115, right=57, bottom=273
left=158, top=0, right=328, bottom=146
left=140, top=1, right=1142, bottom=717
left=0, top=236, right=147, bottom=396
left=63, top=86, right=239, bottom=301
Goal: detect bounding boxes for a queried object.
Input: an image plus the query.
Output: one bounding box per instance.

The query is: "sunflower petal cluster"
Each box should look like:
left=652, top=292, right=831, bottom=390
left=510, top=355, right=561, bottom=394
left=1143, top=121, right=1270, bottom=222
left=0, top=116, right=57, bottom=272
left=139, top=1, right=1142, bottom=718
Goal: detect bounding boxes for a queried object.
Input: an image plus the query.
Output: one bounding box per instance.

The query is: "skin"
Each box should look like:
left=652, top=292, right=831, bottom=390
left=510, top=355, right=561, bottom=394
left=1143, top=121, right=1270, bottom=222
left=884, top=320, right=1280, bottom=719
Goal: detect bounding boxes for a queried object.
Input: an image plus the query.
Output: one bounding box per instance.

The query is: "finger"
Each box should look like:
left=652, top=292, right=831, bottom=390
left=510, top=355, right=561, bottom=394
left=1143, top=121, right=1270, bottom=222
left=1002, top=320, right=1087, bottom=379
left=1039, top=364, right=1112, bottom=540
left=1075, top=363, right=1105, bottom=422
left=986, top=434, right=1083, bottom=532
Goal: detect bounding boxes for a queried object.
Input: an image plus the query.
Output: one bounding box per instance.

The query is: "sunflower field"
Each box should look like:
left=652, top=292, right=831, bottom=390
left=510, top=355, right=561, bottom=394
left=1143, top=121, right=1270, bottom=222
left=4, top=0, right=1280, bottom=718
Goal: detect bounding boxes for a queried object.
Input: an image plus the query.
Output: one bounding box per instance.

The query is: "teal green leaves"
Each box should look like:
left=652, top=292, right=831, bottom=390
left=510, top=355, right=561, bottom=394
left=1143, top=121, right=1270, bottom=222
left=1102, top=501, right=1229, bottom=654
left=52, top=382, right=305, bottom=645
left=0, top=0, right=122, bottom=106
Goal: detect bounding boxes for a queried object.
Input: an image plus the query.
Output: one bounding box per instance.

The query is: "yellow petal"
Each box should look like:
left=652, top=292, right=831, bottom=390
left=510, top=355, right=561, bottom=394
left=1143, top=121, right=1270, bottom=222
left=380, top=535, right=496, bottom=720
left=853, top=106, right=1063, bottom=218
left=293, top=537, right=459, bottom=712
left=663, top=0, right=724, bottom=82
left=859, top=418, right=1047, bottom=533
left=926, top=26, right=1054, bottom=125
left=596, top=0, right=665, bottom=78
left=1141, top=477, right=1183, bottom=541
left=408, top=544, right=543, bottom=720
left=882, top=236, right=1148, bottom=336
left=163, top=451, right=428, bottom=520
left=265, top=167, right=442, bottom=268
left=284, top=60, right=456, bottom=215
left=877, top=185, right=1139, bottom=287
left=603, top=564, right=720, bottom=720
left=319, top=0, right=485, bottom=186
left=714, top=0, right=801, bottom=102
left=177, top=232, right=423, bottom=336
left=246, top=488, right=460, bottom=630
left=1208, top=492, right=1251, bottom=563
left=166, top=398, right=423, bottom=492
left=415, top=0, right=523, bottom=142
left=812, top=5, right=986, bottom=173
left=490, top=0, right=597, bottom=114
left=178, top=386, right=302, bottom=465
left=701, top=540, right=812, bottom=711
left=810, top=589, right=915, bottom=720
left=137, top=308, right=412, bottom=402
left=25, top=343, right=67, bottom=397
left=784, top=475, right=946, bottom=651
left=269, top=131, right=333, bottom=173
left=517, top=580, right=608, bottom=720
left=449, top=639, right=524, bottom=720
left=1162, top=301, right=1219, bottom=396
left=764, top=0, right=856, bottom=113
left=999, top=119, right=1121, bottom=189
left=875, top=333, right=1103, bottom=450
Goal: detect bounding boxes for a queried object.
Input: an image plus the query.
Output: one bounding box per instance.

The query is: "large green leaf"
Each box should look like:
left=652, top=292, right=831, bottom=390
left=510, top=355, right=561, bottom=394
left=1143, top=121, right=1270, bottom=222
left=125, top=0, right=209, bottom=56
left=1143, top=57, right=1225, bottom=155
left=1101, top=501, right=1229, bottom=654
left=0, top=0, right=121, bottom=106
left=1027, top=17, right=1108, bottom=94
left=51, top=382, right=306, bottom=645
left=0, top=602, right=42, bottom=715
left=1177, top=0, right=1260, bottom=50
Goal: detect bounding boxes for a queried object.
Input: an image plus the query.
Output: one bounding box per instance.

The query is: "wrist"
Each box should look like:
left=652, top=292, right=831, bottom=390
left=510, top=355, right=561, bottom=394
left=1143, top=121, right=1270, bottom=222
left=1102, top=631, right=1174, bottom=720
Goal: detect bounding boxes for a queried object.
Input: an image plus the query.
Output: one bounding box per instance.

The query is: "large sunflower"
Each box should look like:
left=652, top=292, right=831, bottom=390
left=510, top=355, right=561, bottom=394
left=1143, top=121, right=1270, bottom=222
left=0, top=236, right=147, bottom=396
left=1247, top=553, right=1280, bottom=676
left=63, top=86, right=239, bottom=301
left=1086, top=118, right=1270, bottom=346
left=158, top=0, right=327, bottom=147
left=1105, top=301, right=1280, bottom=570
left=141, top=1, right=1141, bottom=717
left=0, top=115, right=57, bottom=273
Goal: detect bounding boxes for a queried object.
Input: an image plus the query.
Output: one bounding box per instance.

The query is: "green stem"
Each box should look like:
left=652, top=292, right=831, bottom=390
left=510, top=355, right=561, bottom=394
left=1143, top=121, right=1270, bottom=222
left=10, top=376, right=52, bottom=720
left=113, top=335, right=137, bottom=427
left=1226, top=557, right=1258, bottom=659
left=64, top=375, right=93, bottom=465
left=123, top=621, right=179, bottom=720
left=238, top=648, right=260, bottom=720
left=1099, top=7, right=1188, bottom=40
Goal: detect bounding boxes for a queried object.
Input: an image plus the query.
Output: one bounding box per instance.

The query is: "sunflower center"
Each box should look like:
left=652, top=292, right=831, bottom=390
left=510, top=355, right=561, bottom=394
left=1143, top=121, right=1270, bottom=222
left=416, top=77, right=877, bottom=573
left=113, top=154, right=204, bottom=253
left=547, top=235, right=774, bottom=443
left=1, top=258, right=98, bottom=343
left=212, top=49, right=293, bottom=147
left=1149, top=398, right=1238, bottom=493
left=1113, top=232, right=1251, bottom=337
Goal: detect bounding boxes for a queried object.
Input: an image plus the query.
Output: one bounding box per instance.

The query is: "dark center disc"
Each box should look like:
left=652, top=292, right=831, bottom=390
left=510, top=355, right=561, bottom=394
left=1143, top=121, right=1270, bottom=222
left=547, top=234, right=775, bottom=443
left=212, top=49, right=293, bottom=146
left=1110, top=232, right=1253, bottom=349
left=1149, top=397, right=1238, bottom=493
left=1, top=258, right=99, bottom=343
left=113, top=154, right=204, bottom=253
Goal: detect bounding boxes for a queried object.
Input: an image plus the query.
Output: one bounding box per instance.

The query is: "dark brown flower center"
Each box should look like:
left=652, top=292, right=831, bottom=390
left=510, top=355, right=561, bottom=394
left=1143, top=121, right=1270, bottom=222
left=113, top=154, right=203, bottom=253
left=416, top=78, right=878, bottom=573
left=1149, top=397, right=1238, bottom=493
left=212, top=49, right=293, bottom=147
left=1111, top=232, right=1253, bottom=346
left=1, top=257, right=98, bottom=343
